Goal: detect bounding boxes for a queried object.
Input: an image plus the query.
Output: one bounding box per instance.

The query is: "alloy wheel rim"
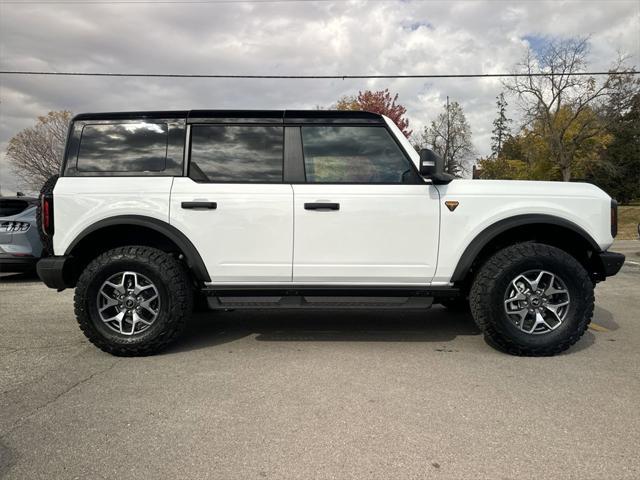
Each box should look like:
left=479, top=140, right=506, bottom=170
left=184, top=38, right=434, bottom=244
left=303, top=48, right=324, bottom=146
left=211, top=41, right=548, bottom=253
left=97, top=271, right=160, bottom=335
left=503, top=269, right=570, bottom=335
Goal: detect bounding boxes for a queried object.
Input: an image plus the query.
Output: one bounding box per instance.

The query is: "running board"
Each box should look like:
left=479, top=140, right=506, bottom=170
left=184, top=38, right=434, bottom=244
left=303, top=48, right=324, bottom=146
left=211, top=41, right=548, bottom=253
left=201, top=285, right=459, bottom=310
left=207, top=295, right=434, bottom=310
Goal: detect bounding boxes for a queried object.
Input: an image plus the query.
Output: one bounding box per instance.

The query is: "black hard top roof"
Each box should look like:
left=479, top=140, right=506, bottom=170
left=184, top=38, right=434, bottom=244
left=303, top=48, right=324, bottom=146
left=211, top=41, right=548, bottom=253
left=72, top=110, right=385, bottom=124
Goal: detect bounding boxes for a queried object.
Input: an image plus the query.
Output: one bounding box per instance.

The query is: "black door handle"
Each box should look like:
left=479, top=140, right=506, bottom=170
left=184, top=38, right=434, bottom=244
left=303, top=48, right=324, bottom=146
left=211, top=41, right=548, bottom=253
left=181, top=201, right=217, bottom=210
left=304, top=202, right=340, bottom=211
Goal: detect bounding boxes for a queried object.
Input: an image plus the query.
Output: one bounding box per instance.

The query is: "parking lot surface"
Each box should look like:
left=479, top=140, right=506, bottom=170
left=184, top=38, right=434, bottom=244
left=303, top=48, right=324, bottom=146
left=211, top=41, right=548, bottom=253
left=1, top=244, right=639, bottom=479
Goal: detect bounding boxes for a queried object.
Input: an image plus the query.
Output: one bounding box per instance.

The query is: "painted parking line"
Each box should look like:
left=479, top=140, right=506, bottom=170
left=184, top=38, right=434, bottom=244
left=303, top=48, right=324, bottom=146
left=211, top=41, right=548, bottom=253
left=589, top=323, right=610, bottom=333
left=625, top=260, right=640, bottom=266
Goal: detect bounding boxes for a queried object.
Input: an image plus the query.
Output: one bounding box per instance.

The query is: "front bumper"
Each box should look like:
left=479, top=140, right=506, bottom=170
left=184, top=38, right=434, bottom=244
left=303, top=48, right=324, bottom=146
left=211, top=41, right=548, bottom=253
left=36, top=256, right=75, bottom=290
left=595, top=251, right=625, bottom=278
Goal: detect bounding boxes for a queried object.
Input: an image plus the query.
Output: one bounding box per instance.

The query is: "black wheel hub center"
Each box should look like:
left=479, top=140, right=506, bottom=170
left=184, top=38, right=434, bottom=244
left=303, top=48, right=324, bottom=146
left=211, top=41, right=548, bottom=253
left=123, top=296, right=137, bottom=309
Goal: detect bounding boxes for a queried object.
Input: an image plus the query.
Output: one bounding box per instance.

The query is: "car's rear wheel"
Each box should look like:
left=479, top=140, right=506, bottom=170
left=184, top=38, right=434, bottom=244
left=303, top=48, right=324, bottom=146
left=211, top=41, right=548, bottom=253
left=74, top=246, right=193, bottom=356
left=470, top=243, right=593, bottom=356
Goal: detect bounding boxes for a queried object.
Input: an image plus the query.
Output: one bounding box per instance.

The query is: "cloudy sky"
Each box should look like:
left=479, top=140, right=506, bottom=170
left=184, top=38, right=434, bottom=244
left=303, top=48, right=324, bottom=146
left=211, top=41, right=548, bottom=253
left=1, top=0, right=639, bottom=193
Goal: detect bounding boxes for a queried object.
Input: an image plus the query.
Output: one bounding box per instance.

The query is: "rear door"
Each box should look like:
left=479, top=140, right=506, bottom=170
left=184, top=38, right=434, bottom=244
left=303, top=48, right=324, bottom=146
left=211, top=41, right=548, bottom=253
left=291, top=125, right=440, bottom=284
left=170, top=121, right=293, bottom=283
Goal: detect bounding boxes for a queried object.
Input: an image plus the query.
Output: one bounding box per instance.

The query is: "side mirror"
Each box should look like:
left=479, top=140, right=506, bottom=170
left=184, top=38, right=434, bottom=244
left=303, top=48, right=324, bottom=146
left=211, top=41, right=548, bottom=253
left=419, top=149, right=442, bottom=176
left=419, top=149, right=455, bottom=184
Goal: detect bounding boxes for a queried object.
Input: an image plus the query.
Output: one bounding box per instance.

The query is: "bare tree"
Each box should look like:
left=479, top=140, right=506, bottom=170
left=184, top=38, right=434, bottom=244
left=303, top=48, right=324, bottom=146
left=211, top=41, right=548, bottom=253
left=7, top=111, right=72, bottom=190
left=419, top=97, right=474, bottom=177
left=505, top=37, right=635, bottom=181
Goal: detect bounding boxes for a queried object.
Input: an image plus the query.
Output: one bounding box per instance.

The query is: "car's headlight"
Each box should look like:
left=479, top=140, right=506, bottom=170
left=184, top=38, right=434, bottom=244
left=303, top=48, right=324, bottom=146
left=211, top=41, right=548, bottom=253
left=0, top=221, right=31, bottom=233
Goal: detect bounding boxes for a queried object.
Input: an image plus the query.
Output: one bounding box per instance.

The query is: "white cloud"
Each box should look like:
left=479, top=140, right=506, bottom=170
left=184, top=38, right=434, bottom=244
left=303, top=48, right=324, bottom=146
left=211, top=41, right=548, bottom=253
left=0, top=0, right=638, bottom=193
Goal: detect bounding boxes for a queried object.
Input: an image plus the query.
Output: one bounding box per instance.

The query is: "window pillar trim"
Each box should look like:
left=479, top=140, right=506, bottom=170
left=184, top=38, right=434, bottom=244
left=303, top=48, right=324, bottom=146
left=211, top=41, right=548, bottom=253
left=183, top=124, right=191, bottom=178
left=283, top=127, right=305, bottom=183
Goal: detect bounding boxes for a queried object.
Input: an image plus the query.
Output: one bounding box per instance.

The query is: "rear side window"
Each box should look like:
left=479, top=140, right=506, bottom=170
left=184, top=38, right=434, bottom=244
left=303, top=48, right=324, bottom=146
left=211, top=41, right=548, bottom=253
left=189, top=125, right=283, bottom=183
left=77, top=122, right=168, bottom=172
left=301, top=126, right=418, bottom=184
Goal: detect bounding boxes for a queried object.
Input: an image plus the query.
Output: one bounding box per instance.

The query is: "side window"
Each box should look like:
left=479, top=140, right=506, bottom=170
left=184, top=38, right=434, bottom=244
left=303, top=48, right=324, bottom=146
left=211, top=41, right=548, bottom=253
left=301, top=126, right=418, bottom=184
left=77, top=122, right=168, bottom=172
left=189, top=125, right=283, bottom=183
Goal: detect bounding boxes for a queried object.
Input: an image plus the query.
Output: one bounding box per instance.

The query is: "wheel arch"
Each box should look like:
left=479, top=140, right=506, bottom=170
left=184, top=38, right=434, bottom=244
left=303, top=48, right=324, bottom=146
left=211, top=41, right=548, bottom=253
left=451, top=214, right=602, bottom=284
left=65, top=215, right=211, bottom=285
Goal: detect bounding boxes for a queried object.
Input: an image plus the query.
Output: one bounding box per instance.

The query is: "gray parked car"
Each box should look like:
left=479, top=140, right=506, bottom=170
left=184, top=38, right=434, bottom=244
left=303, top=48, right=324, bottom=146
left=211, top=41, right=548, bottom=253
left=0, top=196, right=43, bottom=272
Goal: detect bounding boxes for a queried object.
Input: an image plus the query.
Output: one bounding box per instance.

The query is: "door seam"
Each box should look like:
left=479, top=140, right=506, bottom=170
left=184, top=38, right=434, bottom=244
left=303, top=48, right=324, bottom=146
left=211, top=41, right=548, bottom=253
left=290, top=183, right=295, bottom=281
left=168, top=176, right=175, bottom=224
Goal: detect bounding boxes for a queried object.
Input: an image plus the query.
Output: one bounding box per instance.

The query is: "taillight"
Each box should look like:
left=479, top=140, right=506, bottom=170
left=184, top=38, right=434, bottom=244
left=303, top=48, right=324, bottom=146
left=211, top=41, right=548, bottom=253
left=41, top=193, right=54, bottom=236
left=610, top=199, right=618, bottom=238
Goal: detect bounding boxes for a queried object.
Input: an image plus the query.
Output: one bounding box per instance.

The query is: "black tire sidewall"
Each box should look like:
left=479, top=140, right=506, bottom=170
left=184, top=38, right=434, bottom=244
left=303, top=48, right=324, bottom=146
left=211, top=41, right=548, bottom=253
left=484, top=253, right=589, bottom=349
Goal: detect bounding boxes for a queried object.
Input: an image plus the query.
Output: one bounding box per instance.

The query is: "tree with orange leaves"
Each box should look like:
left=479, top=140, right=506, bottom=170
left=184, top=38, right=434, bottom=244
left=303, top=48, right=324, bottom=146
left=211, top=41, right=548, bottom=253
left=334, top=89, right=412, bottom=138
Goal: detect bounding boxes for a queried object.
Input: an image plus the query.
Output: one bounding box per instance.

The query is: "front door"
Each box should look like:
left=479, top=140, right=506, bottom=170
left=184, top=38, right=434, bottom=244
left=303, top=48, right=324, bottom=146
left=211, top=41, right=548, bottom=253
left=292, top=125, right=440, bottom=284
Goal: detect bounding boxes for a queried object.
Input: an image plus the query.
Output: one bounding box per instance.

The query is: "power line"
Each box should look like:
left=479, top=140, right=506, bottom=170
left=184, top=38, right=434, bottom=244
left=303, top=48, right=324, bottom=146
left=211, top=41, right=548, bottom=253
left=1, top=0, right=422, bottom=4
left=0, top=70, right=637, bottom=79
left=5, top=0, right=578, bottom=3
left=0, top=0, right=631, bottom=5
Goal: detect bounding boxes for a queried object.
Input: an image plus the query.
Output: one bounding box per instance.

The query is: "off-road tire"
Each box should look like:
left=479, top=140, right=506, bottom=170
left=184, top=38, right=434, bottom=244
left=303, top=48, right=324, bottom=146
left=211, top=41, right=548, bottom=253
left=36, top=174, right=59, bottom=256
left=74, top=246, right=193, bottom=356
left=470, top=243, right=594, bottom=356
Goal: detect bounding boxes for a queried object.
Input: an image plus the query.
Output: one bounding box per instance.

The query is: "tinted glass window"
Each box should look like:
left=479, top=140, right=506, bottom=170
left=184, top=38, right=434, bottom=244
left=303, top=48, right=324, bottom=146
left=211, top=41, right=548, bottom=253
left=189, top=125, right=283, bottom=183
left=0, top=199, right=32, bottom=217
left=77, top=123, right=168, bottom=172
left=301, top=126, right=417, bottom=183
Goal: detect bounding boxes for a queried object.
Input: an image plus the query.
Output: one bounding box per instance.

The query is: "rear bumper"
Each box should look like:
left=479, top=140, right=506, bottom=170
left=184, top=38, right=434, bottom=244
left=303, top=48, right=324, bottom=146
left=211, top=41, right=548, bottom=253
left=595, top=251, right=625, bottom=278
left=36, top=256, right=75, bottom=290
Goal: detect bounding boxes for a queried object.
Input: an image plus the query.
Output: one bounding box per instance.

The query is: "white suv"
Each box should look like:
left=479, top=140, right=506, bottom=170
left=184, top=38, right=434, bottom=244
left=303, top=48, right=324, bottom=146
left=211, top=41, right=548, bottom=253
left=36, top=110, right=625, bottom=356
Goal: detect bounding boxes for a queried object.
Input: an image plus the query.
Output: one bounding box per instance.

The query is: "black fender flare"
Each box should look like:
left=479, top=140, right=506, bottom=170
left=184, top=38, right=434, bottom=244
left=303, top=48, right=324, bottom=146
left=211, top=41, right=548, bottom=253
left=65, top=215, right=211, bottom=282
left=450, top=214, right=601, bottom=282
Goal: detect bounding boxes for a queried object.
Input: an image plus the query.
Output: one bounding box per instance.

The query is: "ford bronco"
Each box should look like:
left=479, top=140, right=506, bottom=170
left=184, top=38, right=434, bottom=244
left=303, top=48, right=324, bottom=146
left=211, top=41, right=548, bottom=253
left=36, top=110, right=625, bottom=356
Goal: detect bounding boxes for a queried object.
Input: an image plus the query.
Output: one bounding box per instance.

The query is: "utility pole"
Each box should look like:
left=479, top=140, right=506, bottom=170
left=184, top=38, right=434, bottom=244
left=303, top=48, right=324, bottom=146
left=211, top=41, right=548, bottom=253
left=445, top=95, right=450, bottom=170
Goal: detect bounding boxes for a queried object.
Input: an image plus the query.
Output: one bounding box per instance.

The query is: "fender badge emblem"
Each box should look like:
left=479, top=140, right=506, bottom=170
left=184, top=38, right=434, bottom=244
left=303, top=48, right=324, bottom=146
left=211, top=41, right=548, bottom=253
left=445, top=201, right=459, bottom=212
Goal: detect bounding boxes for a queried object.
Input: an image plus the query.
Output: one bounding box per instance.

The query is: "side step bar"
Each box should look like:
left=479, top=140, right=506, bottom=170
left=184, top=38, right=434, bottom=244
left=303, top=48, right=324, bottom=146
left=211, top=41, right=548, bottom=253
left=202, top=286, right=459, bottom=310
left=207, top=295, right=433, bottom=310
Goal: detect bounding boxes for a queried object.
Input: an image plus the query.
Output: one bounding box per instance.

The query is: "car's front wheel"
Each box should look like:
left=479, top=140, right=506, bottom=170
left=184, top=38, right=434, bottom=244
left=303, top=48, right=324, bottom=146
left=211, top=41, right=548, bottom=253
left=470, top=243, right=594, bottom=356
left=74, top=246, right=193, bottom=356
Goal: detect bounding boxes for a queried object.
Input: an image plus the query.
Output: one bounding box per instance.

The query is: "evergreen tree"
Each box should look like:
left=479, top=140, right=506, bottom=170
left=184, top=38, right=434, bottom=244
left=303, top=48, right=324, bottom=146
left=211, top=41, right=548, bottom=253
left=491, top=93, right=511, bottom=158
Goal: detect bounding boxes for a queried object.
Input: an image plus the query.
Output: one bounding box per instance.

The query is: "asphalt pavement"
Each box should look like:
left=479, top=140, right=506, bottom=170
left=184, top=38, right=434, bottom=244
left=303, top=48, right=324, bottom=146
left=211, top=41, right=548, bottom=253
left=0, top=242, right=638, bottom=479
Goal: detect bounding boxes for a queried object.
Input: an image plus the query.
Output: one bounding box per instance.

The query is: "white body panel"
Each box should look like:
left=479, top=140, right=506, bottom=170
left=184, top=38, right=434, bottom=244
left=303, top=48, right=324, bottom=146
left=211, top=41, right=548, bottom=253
left=53, top=115, right=616, bottom=288
left=53, top=177, right=174, bottom=256
left=432, top=179, right=614, bottom=284
left=169, top=178, right=293, bottom=283
left=292, top=184, right=440, bottom=284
